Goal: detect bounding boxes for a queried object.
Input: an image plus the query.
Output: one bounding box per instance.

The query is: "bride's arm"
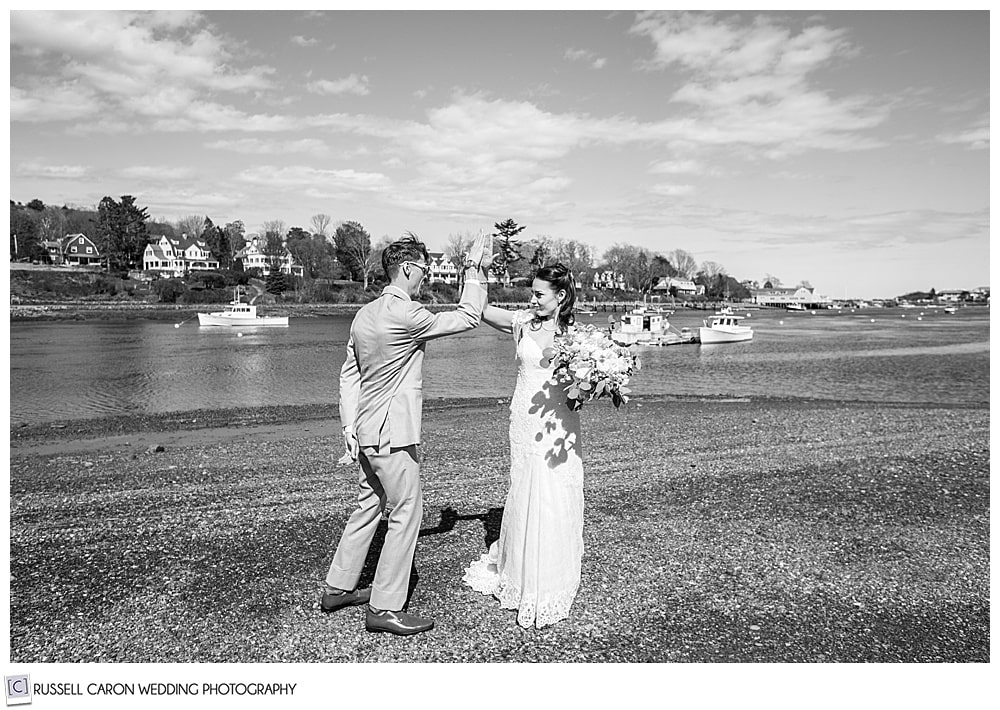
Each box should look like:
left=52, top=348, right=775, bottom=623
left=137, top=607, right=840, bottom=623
left=482, top=304, right=516, bottom=333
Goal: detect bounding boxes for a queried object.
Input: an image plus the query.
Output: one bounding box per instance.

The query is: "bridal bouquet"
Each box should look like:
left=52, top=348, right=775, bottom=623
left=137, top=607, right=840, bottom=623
left=543, top=324, right=640, bottom=410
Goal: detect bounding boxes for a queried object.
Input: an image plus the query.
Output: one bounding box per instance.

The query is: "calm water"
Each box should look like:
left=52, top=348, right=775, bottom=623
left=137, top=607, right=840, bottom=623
left=8, top=306, right=990, bottom=425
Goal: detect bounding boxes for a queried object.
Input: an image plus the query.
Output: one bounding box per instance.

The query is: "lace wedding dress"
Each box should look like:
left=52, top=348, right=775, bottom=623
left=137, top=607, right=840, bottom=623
left=463, top=311, right=584, bottom=629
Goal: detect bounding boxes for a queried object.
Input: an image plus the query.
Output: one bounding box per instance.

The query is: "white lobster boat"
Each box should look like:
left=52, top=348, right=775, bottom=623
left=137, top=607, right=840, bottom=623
left=699, top=311, right=753, bottom=344
left=197, top=289, right=288, bottom=327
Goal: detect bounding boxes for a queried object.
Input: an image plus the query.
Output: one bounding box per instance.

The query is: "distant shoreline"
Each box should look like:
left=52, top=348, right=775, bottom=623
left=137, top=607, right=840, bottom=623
left=10, top=301, right=370, bottom=322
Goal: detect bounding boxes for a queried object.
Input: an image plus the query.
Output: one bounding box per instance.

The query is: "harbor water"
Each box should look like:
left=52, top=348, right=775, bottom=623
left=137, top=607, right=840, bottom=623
left=8, top=306, right=989, bottom=426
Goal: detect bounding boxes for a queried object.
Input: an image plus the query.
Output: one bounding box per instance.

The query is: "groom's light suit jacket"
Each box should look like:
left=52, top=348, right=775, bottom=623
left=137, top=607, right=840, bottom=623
left=339, top=283, right=486, bottom=449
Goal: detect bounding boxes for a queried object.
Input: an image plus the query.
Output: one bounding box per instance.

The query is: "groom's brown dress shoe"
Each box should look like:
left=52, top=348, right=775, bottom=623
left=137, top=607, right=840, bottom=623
left=320, top=587, right=371, bottom=613
left=365, top=607, right=435, bottom=635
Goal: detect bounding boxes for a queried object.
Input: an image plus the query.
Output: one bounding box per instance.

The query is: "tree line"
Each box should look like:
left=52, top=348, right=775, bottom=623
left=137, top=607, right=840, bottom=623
left=11, top=196, right=767, bottom=300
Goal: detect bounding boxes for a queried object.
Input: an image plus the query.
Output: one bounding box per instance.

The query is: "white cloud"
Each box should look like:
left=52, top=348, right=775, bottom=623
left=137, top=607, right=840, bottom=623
left=564, top=47, right=608, bottom=69
left=10, top=84, right=101, bottom=122
left=649, top=159, right=704, bottom=175
left=306, top=75, right=371, bottom=96
left=119, top=166, right=196, bottom=180
left=629, top=12, right=886, bottom=157
left=149, top=103, right=301, bottom=133
left=650, top=183, right=695, bottom=197
left=150, top=188, right=249, bottom=214
left=599, top=196, right=987, bottom=251
left=236, top=165, right=391, bottom=193
left=936, top=116, right=989, bottom=150
left=14, top=161, right=91, bottom=180
left=10, top=11, right=275, bottom=129
left=205, top=138, right=329, bottom=154
left=291, top=35, right=318, bottom=47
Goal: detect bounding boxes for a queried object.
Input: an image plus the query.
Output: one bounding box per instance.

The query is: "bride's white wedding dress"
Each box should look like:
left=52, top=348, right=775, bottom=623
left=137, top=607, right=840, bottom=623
left=463, top=311, right=584, bottom=629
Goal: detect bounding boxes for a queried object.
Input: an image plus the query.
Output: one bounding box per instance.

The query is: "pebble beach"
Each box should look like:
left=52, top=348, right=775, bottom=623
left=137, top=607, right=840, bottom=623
left=7, top=395, right=989, bottom=663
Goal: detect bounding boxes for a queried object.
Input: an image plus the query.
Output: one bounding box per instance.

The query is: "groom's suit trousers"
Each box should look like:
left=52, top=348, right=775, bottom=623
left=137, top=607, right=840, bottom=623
left=326, top=442, right=421, bottom=611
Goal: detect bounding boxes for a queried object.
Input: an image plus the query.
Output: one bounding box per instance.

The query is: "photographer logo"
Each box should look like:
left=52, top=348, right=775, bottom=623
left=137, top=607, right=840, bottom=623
left=5, top=676, right=31, bottom=706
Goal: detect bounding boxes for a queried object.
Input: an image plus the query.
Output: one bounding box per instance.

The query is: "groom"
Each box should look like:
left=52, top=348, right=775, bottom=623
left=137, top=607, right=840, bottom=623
left=320, top=232, right=490, bottom=635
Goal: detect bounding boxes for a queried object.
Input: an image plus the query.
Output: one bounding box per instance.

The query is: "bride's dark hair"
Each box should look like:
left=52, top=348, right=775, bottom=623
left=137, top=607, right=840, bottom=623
left=534, top=262, right=576, bottom=331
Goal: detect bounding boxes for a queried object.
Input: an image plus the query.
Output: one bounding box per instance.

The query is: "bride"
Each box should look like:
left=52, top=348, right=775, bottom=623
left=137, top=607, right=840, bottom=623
left=463, top=263, right=584, bottom=629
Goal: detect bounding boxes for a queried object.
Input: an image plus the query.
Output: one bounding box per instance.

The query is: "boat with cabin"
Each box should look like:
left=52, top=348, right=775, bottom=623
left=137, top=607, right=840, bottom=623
left=699, top=310, right=754, bottom=344
left=197, top=287, right=289, bottom=327
left=611, top=306, right=695, bottom=346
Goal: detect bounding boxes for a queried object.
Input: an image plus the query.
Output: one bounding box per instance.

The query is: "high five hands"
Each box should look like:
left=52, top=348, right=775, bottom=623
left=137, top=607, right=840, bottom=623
left=464, top=230, right=495, bottom=271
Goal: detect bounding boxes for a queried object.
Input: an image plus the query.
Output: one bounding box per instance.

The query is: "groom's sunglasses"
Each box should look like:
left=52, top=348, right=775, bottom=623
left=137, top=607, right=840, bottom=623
left=403, top=261, right=429, bottom=276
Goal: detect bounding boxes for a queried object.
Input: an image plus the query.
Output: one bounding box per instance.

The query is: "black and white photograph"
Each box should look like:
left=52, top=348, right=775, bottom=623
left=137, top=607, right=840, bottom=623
left=5, top=7, right=990, bottom=707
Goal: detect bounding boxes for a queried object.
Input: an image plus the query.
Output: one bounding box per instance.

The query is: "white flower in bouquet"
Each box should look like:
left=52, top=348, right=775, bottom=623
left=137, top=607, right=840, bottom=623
left=542, top=323, right=641, bottom=410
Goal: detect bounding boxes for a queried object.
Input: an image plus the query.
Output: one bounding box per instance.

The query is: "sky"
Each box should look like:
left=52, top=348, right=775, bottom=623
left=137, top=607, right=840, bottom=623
left=8, top=9, right=991, bottom=299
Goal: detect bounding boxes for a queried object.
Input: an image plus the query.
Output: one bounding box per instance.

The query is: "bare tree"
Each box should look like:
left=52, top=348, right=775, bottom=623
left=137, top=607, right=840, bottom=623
left=764, top=273, right=782, bottom=288
left=601, top=243, right=650, bottom=291
left=260, top=220, right=287, bottom=273
left=176, top=215, right=206, bottom=239
left=310, top=213, right=332, bottom=239
left=551, top=238, right=595, bottom=279
left=699, top=261, right=727, bottom=279
left=667, top=249, right=697, bottom=278
left=38, top=207, right=68, bottom=243
left=334, top=220, right=373, bottom=288
left=445, top=231, right=476, bottom=287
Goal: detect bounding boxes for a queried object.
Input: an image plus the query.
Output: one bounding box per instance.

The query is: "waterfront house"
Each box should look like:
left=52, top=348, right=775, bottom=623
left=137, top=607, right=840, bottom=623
left=594, top=269, right=627, bottom=290
left=752, top=285, right=832, bottom=308
left=937, top=290, right=966, bottom=303
left=62, top=233, right=101, bottom=266
left=426, top=251, right=460, bottom=285
left=42, top=240, right=64, bottom=265
left=143, top=234, right=220, bottom=276
left=653, top=275, right=703, bottom=296
left=233, top=235, right=304, bottom=277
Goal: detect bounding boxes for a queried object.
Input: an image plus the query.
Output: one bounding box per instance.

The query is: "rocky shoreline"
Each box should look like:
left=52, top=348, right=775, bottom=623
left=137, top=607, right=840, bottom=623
left=8, top=395, right=990, bottom=662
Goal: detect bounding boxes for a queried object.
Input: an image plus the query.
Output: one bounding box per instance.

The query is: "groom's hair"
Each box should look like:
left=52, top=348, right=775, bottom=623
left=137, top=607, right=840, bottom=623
left=382, top=232, right=430, bottom=279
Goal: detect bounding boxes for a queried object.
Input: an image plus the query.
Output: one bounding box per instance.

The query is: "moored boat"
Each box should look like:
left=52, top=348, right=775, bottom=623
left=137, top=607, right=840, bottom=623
left=197, top=288, right=288, bottom=327
left=611, top=306, right=694, bottom=346
left=699, top=311, right=753, bottom=344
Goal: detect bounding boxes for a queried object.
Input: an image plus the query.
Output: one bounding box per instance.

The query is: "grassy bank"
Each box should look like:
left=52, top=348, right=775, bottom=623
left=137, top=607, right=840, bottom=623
left=7, top=396, right=989, bottom=662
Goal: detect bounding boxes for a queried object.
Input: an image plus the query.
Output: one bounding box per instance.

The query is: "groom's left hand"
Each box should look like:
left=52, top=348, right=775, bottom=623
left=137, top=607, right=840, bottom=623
left=343, top=429, right=359, bottom=462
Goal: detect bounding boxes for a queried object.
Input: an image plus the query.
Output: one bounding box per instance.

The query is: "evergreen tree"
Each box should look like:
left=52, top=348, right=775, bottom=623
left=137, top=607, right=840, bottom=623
left=97, top=195, right=149, bottom=271
left=491, top=218, right=525, bottom=281
left=266, top=270, right=289, bottom=295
